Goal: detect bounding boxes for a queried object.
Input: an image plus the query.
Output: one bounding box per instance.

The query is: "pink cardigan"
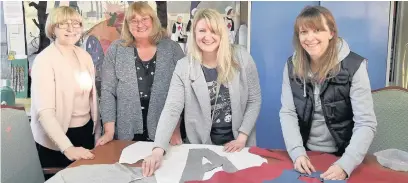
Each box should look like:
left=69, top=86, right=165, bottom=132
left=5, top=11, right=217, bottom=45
left=30, top=43, right=100, bottom=151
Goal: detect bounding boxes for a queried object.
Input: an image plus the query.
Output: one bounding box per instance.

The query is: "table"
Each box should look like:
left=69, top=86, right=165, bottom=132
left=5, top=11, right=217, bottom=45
left=68, top=140, right=286, bottom=168
left=69, top=140, right=398, bottom=171
left=66, top=140, right=408, bottom=182
left=69, top=140, right=141, bottom=168
left=67, top=140, right=408, bottom=183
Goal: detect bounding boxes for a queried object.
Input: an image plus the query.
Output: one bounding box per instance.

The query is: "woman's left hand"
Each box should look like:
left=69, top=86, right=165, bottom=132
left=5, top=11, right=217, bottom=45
left=223, top=133, right=248, bottom=153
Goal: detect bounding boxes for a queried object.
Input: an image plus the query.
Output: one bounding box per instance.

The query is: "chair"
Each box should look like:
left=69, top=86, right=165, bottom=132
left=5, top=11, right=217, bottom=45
left=368, top=86, right=408, bottom=154
left=1, top=106, right=63, bottom=182
left=1, top=106, right=45, bottom=183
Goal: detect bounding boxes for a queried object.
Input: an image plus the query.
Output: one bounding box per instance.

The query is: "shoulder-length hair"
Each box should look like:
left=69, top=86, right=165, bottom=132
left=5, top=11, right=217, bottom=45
left=292, top=6, right=340, bottom=82
left=121, top=2, right=167, bottom=47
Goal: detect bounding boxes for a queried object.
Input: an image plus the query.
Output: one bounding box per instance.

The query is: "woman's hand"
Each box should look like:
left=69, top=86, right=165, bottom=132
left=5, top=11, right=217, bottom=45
left=224, top=133, right=248, bottom=152
left=63, top=146, right=94, bottom=161
left=142, top=148, right=165, bottom=177
left=95, top=122, right=115, bottom=147
left=294, top=155, right=316, bottom=175
left=321, top=164, right=347, bottom=180
left=95, top=131, right=114, bottom=146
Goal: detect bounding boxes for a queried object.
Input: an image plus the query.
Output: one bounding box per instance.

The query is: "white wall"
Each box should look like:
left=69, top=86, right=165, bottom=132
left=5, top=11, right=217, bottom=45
left=1, top=1, right=11, bottom=80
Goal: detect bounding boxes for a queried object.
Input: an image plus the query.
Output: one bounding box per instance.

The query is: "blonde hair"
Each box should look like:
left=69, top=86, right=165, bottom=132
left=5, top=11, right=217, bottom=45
left=122, top=2, right=166, bottom=46
left=188, top=8, right=239, bottom=85
left=292, top=6, right=340, bottom=82
left=45, top=6, right=82, bottom=41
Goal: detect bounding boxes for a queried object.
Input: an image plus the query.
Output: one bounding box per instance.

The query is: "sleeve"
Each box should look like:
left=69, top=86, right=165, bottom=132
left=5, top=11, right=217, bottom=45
left=279, top=62, right=308, bottom=162
left=153, top=61, right=186, bottom=152
left=334, top=60, right=377, bottom=176
left=31, top=56, right=73, bottom=152
left=238, top=49, right=261, bottom=136
left=100, top=42, right=119, bottom=124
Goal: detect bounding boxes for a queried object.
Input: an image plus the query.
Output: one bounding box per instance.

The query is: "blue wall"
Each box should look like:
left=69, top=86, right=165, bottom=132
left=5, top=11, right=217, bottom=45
left=251, top=2, right=390, bottom=149
left=321, top=1, right=390, bottom=90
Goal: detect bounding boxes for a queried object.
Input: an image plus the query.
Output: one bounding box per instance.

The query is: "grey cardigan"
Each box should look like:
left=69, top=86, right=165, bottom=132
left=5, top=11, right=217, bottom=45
left=100, top=39, right=185, bottom=140
left=154, top=46, right=262, bottom=151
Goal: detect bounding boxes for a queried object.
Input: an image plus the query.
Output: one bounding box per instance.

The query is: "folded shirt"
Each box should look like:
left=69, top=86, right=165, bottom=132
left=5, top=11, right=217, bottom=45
left=46, top=163, right=157, bottom=183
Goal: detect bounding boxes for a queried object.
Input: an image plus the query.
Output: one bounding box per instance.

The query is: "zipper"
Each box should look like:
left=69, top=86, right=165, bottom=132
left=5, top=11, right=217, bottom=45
left=309, top=83, right=315, bottom=130
left=320, top=94, right=339, bottom=146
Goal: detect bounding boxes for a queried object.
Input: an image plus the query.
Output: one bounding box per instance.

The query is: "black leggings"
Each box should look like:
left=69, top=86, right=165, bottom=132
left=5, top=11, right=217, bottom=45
left=36, top=119, right=94, bottom=168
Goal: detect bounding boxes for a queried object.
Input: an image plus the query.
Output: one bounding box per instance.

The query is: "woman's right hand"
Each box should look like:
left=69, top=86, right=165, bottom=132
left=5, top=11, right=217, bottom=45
left=63, top=146, right=95, bottom=161
left=95, top=131, right=114, bottom=147
left=294, top=155, right=316, bottom=175
left=95, top=122, right=115, bottom=147
left=142, top=148, right=165, bottom=177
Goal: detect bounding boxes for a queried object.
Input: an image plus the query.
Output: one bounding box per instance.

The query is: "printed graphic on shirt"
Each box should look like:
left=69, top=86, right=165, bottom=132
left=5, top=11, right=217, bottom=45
left=134, top=48, right=156, bottom=109
left=134, top=48, right=156, bottom=136
left=206, top=80, right=232, bottom=124
left=201, top=66, right=234, bottom=145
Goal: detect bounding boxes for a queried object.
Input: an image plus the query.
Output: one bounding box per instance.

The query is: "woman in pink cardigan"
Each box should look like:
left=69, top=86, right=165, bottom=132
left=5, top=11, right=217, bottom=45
left=30, top=6, right=101, bottom=168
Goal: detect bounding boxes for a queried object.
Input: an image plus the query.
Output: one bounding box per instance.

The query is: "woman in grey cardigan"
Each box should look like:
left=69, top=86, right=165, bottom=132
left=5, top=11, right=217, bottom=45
left=96, top=2, right=185, bottom=146
left=142, top=9, right=261, bottom=177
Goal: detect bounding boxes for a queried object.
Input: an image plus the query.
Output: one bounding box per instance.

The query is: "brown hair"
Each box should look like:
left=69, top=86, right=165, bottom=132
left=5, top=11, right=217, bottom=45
left=121, top=2, right=167, bottom=46
left=292, top=6, right=340, bottom=82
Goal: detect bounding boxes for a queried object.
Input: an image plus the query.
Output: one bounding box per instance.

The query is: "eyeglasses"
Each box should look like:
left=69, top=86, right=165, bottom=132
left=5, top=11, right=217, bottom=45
left=56, top=20, right=82, bottom=29
left=128, top=17, right=151, bottom=26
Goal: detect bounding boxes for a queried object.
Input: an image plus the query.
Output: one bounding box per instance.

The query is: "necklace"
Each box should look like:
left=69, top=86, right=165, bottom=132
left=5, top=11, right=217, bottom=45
left=201, top=64, right=221, bottom=122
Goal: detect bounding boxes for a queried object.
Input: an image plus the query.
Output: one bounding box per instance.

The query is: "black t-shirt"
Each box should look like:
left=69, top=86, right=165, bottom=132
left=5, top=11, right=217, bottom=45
left=134, top=47, right=156, bottom=139
left=201, top=65, right=234, bottom=145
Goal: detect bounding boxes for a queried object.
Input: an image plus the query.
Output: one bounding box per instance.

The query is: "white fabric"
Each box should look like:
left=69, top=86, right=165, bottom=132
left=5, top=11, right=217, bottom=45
left=119, top=142, right=267, bottom=183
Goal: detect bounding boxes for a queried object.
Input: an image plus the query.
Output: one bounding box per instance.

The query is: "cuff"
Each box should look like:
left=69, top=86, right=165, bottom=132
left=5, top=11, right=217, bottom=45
left=153, top=141, right=169, bottom=154
left=289, top=146, right=308, bottom=163
left=102, top=118, right=115, bottom=125
left=58, top=136, right=74, bottom=153
left=238, top=125, right=253, bottom=137
left=334, top=153, right=359, bottom=177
